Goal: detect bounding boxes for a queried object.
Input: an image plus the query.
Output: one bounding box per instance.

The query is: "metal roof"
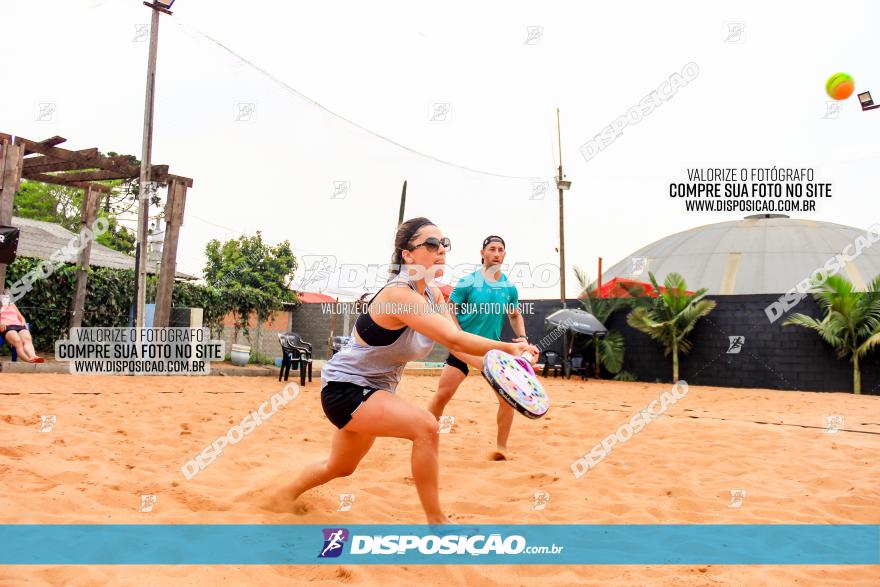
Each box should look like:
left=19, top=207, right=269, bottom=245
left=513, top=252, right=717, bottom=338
left=598, top=215, right=880, bottom=294
left=10, top=216, right=197, bottom=279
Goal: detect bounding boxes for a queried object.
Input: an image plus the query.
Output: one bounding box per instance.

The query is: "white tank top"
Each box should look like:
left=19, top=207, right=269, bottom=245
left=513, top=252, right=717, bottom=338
left=320, top=274, right=437, bottom=392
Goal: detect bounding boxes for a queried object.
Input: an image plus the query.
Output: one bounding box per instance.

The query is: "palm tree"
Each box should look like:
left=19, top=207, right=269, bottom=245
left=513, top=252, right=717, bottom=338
left=783, top=275, right=880, bottom=394
left=573, top=267, right=649, bottom=378
left=626, top=272, right=716, bottom=382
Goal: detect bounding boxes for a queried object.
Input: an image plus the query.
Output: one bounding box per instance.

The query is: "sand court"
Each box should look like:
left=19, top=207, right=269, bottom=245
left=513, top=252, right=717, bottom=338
left=1, top=373, right=878, bottom=585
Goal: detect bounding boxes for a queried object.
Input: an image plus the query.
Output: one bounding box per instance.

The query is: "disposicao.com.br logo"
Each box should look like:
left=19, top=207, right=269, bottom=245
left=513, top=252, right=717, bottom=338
left=318, top=527, right=563, bottom=558
left=318, top=528, right=349, bottom=558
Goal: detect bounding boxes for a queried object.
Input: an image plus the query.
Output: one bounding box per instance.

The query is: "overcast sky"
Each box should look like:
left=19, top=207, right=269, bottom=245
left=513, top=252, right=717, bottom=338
left=3, top=0, right=878, bottom=299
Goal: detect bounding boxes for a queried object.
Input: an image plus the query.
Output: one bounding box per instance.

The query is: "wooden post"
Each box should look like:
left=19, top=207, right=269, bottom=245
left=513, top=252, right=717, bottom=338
left=254, top=316, right=262, bottom=356
left=135, top=6, right=162, bottom=327
left=69, top=185, right=100, bottom=329
left=153, top=179, right=187, bottom=327
left=328, top=301, right=336, bottom=359
left=0, top=139, right=25, bottom=291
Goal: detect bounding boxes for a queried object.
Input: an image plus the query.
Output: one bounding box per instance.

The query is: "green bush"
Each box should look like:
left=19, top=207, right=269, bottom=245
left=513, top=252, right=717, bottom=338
left=5, top=259, right=136, bottom=352
left=2, top=257, right=292, bottom=353
left=249, top=351, right=275, bottom=365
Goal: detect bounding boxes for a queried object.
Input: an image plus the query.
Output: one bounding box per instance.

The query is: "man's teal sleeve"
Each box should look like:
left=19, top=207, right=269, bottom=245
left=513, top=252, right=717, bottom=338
left=449, top=282, right=470, bottom=307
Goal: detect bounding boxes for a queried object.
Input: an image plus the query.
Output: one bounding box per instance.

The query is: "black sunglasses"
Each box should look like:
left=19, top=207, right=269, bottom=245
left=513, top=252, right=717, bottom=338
left=409, top=236, right=451, bottom=252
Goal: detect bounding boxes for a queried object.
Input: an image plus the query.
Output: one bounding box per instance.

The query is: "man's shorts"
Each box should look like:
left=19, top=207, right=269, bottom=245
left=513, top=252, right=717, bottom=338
left=445, top=353, right=468, bottom=376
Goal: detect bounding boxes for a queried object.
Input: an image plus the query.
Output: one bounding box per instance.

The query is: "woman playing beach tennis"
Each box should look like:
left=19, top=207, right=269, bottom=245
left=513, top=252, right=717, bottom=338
left=273, top=217, right=537, bottom=523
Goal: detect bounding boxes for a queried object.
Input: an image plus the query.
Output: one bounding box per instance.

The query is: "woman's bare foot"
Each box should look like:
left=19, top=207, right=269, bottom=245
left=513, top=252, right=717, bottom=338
left=426, top=513, right=451, bottom=524
left=262, top=483, right=303, bottom=513
left=489, top=449, right=507, bottom=461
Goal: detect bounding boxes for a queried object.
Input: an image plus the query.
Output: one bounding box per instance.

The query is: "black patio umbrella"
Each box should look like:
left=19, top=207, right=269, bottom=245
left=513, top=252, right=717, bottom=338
left=545, top=308, right=608, bottom=337
left=544, top=308, right=609, bottom=377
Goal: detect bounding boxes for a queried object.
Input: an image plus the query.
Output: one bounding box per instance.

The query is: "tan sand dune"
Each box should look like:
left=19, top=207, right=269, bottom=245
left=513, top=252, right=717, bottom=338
left=1, top=374, right=878, bottom=585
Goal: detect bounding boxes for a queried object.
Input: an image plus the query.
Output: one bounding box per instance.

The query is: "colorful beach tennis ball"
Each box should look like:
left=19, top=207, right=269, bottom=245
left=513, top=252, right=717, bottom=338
left=826, top=72, right=855, bottom=100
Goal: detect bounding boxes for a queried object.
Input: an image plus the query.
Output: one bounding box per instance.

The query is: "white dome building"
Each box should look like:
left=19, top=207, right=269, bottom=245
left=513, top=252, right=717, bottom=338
left=599, top=215, right=880, bottom=294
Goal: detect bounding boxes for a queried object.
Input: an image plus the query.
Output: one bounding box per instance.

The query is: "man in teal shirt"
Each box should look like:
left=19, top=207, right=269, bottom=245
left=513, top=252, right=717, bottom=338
left=428, top=235, right=528, bottom=457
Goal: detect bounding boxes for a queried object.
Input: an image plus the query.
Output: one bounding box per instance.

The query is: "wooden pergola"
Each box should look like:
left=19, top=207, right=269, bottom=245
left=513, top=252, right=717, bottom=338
left=0, top=132, right=193, bottom=328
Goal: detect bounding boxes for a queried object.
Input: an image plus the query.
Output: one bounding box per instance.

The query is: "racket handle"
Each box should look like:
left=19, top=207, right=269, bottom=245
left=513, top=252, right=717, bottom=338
left=515, top=352, right=536, bottom=376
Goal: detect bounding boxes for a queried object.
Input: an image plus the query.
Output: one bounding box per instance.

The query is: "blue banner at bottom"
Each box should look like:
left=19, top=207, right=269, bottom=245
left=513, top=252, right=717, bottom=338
left=1, top=525, right=877, bottom=565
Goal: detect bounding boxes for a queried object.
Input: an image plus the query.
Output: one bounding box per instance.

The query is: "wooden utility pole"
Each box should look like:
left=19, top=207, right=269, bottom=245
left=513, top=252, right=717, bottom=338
left=398, top=180, right=407, bottom=226
left=555, top=108, right=573, bottom=376
left=135, top=2, right=170, bottom=327
left=557, top=109, right=566, bottom=310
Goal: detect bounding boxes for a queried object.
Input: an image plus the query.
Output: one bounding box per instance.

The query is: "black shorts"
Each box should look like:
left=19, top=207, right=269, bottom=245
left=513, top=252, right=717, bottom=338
left=321, top=381, right=381, bottom=429
left=3, top=325, right=25, bottom=339
left=445, top=353, right=468, bottom=376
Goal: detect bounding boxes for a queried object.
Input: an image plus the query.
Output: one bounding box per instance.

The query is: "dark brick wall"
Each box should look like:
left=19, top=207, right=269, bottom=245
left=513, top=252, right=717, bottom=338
left=609, top=294, right=880, bottom=393
left=289, top=295, right=880, bottom=393
left=290, top=303, right=343, bottom=359
left=291, top=302, right=452, bottom=362
left=220, top=325, right=287, bottom=359
left=500, top=299, right=582, bottom=355
left=515, top=295, right=880, bottom=394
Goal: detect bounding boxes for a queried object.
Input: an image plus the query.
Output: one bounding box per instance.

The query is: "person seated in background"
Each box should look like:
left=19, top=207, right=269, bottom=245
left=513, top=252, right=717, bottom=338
left=0, top=293, right=43, bottom=363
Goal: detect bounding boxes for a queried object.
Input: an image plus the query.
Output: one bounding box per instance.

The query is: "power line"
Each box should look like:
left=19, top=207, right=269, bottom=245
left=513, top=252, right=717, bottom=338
left=187, top=213, right=360, bottom=262
left=177, top=21, right=544, bottom=182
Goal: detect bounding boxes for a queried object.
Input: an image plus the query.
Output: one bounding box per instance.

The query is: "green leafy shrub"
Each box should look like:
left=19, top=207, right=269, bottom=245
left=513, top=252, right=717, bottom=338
left=2, top=258, right=292, bottom=353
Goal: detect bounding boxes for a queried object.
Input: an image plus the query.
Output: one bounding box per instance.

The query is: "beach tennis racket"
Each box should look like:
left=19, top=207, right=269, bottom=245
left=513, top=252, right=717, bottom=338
left=482, top=350, right=550, bottom=419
